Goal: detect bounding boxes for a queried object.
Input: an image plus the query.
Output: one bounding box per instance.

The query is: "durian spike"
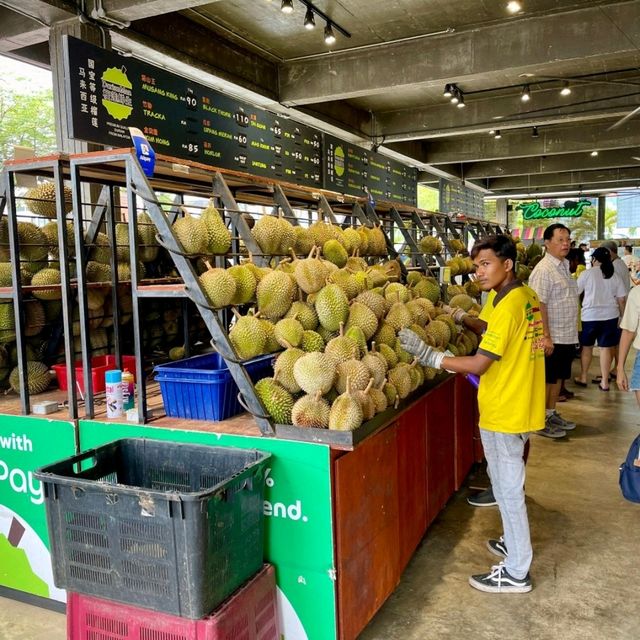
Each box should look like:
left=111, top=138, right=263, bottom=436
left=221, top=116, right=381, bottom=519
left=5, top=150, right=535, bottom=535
left=364, top=378, right=375, bottom=394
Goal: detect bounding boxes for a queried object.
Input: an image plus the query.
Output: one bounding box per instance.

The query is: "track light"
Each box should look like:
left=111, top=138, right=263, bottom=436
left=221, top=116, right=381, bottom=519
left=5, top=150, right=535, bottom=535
left=304, top=7, right=315, bottom=29
left=494, top=130, right=502, bottom=139
left=444, top=83, right=454, bottom=98
left=506, top=1, right=522, bottom=13
left=521, top=85, right=531, bottom=102
left=591, top=150, right=599, bottom=157
left=489, top=129, right=495, bottom=135
left=560, top=82, right=571, bottom=96
left=324, top=22, right=336, bottom=45
left=450, top=91, right=459, bottom=105
left=281, top=0, right=294, bottom=14
left=457, top=94, right=465, bottom=108
left=532, top=126, right=539, bottom=138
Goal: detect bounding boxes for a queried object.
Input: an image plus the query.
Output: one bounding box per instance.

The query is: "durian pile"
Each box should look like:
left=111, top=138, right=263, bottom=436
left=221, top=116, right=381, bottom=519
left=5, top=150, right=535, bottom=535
left=513, top=239, right=543, bottom=282
left=249, top=213, right=388, bottom=259
left=192, top=239, right=481, bottom=432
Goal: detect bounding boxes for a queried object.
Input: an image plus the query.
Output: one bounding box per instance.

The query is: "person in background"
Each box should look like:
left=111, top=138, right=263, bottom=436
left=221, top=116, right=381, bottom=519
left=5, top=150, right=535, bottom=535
left=598, top=240, right=631, bottom=383
left=528, top=224, right=579, bottom=437
left=399, top=234, right=544, bottom=593
left=573, top=247, right=626, bottom=390
left=622, top=245, right=635, bottom=273
left=616, top=282, right=640, bottom=409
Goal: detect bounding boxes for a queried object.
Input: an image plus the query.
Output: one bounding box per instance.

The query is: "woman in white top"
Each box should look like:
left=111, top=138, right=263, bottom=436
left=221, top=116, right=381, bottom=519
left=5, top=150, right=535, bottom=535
left=574, top=247, right=627, bottom=391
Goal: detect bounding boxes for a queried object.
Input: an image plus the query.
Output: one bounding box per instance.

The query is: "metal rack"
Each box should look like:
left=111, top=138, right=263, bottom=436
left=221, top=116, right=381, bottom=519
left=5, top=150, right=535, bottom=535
left=1, top=149, right=500, bottom=441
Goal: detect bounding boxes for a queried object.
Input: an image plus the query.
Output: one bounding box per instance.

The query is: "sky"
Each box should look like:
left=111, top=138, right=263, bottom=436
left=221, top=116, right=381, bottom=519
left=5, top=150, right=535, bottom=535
left=0, top=55, right=52, bottom=92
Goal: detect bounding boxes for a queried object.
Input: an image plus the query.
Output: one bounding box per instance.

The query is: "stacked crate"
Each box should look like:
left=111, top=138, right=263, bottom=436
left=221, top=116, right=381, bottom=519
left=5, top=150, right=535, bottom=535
left=35, top=438, right=279, bottom=640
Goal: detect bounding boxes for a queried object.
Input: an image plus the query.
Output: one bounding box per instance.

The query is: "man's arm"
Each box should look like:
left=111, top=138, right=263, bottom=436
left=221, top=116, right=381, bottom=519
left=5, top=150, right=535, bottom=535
left=461, top=315, right=487, bottom=336
left=537, top=301, right=555, bottom=356
left=441, top=352, right=494, bottom=377
left=616, top=329, right=635, bottom=391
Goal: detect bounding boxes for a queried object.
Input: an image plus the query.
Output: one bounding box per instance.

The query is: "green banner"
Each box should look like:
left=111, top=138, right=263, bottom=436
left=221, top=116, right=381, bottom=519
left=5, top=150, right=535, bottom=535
left=0, top=415, right=76, bottom=601
left=79, top=420, right=337, bottom=640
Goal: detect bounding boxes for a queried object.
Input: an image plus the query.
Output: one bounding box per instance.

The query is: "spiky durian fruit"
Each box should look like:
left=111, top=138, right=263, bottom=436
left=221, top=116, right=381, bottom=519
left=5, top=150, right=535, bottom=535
left=25, top=182, right=73, bottom=218
left=173, top=211, right=207, bottom=255
left=315, top=284, right=349, bottom=332
left=293, top=352, right=336, bottom=396
left=201, top=201, right=232, bottom=254
left=30, top=268, right=62, bottom=300
left=329, top=378, right=364, bottom=431
left=9, top=361, right=52, bottom=395
left=229, top=313, right=267, bottom=360
left=292, top=392, right=330, bottom=429
left=255, top=377, right=293, bottom=424
left=228, top=265, right=257, bottom=305
left=257, top=270, right=297, bottom=320
left=199, top=264, right=236, bottom=308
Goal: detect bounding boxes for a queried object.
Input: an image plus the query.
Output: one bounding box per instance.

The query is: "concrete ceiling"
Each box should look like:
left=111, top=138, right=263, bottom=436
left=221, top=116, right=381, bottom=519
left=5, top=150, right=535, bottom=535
left=2, top=0, right=640, bottom=197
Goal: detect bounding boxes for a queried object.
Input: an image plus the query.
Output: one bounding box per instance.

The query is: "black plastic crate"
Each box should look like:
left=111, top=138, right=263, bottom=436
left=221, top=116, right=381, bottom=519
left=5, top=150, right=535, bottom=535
left=35, top=438, right=271, bottom=618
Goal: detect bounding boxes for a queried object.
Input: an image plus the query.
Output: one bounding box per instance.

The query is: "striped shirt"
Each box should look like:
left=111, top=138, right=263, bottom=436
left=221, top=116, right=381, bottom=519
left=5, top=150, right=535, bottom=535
left=528, top=253, right=579, bottom=344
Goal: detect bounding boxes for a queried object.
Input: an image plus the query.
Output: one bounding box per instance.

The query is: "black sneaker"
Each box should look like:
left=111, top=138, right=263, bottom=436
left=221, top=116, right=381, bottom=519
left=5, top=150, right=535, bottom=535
left=487, top=537, right=508, bottom=558
left=469, top=563, right=532, bottom=593
left=467, top=488, right=496, bottom=507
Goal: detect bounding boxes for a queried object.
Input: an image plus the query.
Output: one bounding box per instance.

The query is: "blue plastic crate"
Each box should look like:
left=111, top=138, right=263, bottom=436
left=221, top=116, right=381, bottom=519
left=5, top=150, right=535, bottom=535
left=154, top=353, right=273, bottom=421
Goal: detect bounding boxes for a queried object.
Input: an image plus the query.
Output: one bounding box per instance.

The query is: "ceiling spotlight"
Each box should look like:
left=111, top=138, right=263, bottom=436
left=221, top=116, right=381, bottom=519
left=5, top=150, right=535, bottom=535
left=507, top=1, right=522, bottom=13
left=304, top=7, right=315, bottom=29
left=450, top=89, right=460, bottom=105
left=457, top=94, right=466, bottom=108
left=560, top=82, right=572, bottom=96
left=489, top=129, right=495, bottom=135
left=494, top=130, right=502, bottom=139
left=532, top=126, right=539, bottom=138
left=521, top=85, right=531, bottom=102
left=281, top=0, right=294, bottom=14
left=324, top=22, right=336, bottom=45
left=444, top=83, right=454, bottom=98
left=591, top=150, right=599, bottom=157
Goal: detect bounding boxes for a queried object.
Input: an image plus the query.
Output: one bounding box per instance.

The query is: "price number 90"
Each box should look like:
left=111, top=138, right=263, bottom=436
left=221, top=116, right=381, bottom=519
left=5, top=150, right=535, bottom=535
left=185, top=88, right=197, bottom=111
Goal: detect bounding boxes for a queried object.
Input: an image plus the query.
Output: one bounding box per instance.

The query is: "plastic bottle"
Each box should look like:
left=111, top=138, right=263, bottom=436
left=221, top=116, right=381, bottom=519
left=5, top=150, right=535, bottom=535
left=105, top=370, right=123, bottom=418
left=121, top=369, right=135, bottom=411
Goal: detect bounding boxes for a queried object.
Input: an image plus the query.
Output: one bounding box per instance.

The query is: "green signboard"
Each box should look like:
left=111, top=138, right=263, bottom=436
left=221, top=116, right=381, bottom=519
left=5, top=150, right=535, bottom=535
left=0, top=415, right=76, bottom=602
left=79, top=421, right=336, bottom=640
left=516, top=200, right=590, bottom=220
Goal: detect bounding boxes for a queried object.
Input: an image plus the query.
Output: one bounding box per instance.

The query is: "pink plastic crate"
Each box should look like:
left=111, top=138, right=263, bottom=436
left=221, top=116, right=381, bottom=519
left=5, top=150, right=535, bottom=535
left=67, top=564, right=279, bottom=640
left=52, top=354, right=136, bottom=393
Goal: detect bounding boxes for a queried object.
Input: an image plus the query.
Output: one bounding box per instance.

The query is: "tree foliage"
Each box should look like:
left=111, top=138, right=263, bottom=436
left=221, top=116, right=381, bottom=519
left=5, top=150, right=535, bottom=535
left=0, top=72, right=56, bottom=167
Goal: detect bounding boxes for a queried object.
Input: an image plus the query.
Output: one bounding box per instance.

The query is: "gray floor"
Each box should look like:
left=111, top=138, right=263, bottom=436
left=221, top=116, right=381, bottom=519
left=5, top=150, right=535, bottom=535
left=1, top=359, right=639, bottom=640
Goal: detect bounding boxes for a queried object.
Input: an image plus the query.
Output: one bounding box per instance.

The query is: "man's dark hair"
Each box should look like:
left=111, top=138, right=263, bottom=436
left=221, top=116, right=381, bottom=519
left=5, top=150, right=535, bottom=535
left=543, top=223, right=570, bottom=240
left=471, top=234, right=517, bottom=263
left=567, top=248, right=586, bottom=266
left=625, top=245, right=633, bottom=254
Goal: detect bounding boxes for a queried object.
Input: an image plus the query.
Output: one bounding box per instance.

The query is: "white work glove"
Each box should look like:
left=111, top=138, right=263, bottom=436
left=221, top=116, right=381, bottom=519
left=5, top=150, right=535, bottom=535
left=442, top=304, right=468, bottom=324
left=398, top=329, right=454, bottom=370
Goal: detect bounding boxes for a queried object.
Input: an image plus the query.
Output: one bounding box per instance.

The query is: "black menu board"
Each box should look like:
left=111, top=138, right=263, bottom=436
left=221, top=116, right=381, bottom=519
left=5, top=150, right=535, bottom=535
left=439, top=178, right=485, bottom=219
left=324, top=135, right=417, bottom=205
left=63, top=36, right=323, bottom=187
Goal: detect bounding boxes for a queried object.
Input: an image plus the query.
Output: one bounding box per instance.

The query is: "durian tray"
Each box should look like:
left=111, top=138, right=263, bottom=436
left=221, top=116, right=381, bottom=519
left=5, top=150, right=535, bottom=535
left=274, top=407, right=395, bottom=448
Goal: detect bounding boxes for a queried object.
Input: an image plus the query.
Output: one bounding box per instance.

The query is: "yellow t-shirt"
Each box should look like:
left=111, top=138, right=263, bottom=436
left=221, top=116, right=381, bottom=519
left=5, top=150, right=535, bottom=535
left=477, top=282, right=546, bottom=433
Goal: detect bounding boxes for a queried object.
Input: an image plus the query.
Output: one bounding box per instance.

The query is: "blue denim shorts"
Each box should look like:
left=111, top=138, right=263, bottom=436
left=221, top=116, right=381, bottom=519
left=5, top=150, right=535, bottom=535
left=630, top=350, right=640, bottom=392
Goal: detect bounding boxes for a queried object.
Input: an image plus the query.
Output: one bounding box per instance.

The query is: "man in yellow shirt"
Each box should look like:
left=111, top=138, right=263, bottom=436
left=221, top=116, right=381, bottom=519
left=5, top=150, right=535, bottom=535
left=400, top=235, right=545, bottom=593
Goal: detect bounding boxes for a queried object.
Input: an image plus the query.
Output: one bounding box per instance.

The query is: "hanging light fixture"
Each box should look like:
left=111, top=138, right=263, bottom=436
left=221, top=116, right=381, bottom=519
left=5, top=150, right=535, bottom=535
left=281, top=0, right=294, bottom=14
left=506, top=1, right=522, bottom=13
left=304, top=6, right=315, bottom=29
left=489, top=129, right=495, bottom=135
left=443, top=83, right=454, bottom=98
left=457, top=94, right=466, bottom=108
left=494, top=130, right=502, bottom=139
left=591, top=150, right=599, bottom=157
left=560, top=82, right=572, bottom=96
left=324, top=22, right=336, bottom=45
left=532, top=126, right=539, bottom=138
left=521, top=85, right=531, bottom=102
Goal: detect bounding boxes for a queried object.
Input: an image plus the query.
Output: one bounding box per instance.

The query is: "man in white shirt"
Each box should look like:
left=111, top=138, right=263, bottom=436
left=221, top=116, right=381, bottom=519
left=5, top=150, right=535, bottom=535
left=528, top=223, right=580, bottom=437
left=622, top=245, right=635, bottom=272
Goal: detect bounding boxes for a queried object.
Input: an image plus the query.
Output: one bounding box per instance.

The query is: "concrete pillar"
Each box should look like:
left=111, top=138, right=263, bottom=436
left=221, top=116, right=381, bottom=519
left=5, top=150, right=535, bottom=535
left=49, top=19, right=111, bottom=153
left=597, top=196, right=606, bottom=239
left=495, top=199, right=508, bottom=227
